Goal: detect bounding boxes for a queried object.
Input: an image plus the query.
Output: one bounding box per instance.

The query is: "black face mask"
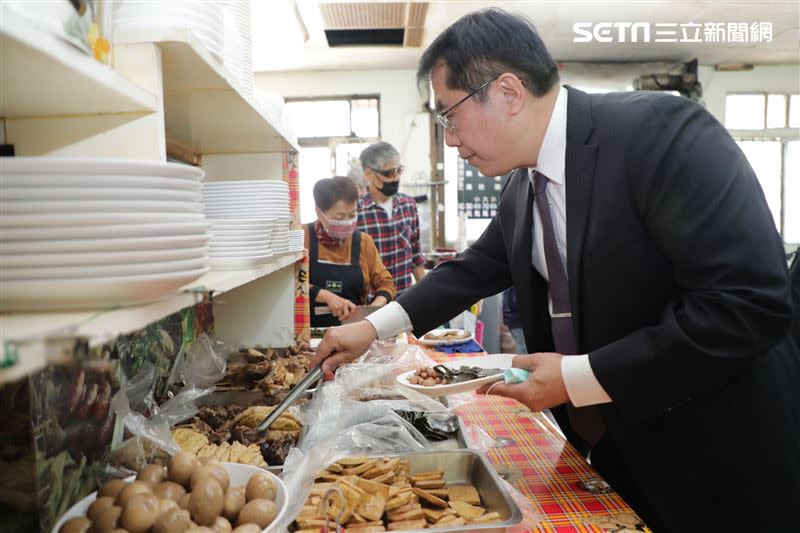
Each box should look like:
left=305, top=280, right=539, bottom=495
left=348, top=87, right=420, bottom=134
left=378, top=180, right=400, bottom=196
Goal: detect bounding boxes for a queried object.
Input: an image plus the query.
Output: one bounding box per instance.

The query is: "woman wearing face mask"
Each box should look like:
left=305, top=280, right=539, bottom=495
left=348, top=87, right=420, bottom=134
left=305, top=176, right=396, bottom=327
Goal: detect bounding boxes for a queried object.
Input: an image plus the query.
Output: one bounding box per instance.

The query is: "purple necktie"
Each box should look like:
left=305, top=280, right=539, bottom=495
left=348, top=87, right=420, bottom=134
left=533, top=171, right=604, bottom=446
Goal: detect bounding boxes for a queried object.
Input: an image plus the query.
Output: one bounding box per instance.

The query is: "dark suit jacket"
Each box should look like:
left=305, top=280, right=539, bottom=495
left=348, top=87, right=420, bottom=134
left=397, top=87, right=798, bottom=532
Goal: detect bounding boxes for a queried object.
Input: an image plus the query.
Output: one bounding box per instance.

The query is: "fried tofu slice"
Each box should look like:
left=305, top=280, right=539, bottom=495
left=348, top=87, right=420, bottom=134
left=471, top=511, right=502, bottom=524
left=412, top=487, right=448, bottom=508
left=356, top=493, right=386, bottom=522
left=387, top=518, right=427, bottom=530
left=449, top=500, right=486, bottom=520
left=345, top=458, right=380, bottom=476
left=413, top=478, right=446, bottom=490
left=448, top=484, right=481, bottom=505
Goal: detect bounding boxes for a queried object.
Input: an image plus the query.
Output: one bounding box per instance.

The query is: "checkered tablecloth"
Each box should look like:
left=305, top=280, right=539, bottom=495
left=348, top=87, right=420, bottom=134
left=429, top=350, right=649, bottom=533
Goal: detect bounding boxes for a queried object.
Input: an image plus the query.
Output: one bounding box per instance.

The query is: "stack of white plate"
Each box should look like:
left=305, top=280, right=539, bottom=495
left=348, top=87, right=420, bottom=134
left=0, top=158, right=210, bottom=312
left=223, top=0, right=253, bottom=96
left=202, top=180, right=290, bottom=269
left=114, top=0, right=224, bottom=61
left=288, top=229, right=305, bottom=253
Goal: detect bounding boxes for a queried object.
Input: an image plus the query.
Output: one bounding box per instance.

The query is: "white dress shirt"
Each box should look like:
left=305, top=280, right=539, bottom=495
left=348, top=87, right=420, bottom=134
left=367, top=86, right=612, bottom=407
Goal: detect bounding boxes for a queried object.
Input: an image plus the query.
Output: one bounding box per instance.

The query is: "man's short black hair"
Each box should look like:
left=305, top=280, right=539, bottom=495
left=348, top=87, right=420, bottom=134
left=313, top=176, right=359, bottom=211
left=417, top=8, right=559, bottom=101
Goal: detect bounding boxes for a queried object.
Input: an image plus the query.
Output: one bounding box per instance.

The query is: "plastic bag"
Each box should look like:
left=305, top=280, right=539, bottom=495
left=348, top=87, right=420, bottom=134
left=110, top=363, right=215, bottom=464
left=277, top=376, right=434, bottom=532
left=171, top=333, right=227, bottom=389
left=334, top=341, right=480, bottom=412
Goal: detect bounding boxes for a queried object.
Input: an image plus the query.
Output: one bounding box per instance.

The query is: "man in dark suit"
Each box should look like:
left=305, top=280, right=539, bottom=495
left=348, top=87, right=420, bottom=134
left=313, top=8, right=799, bottom=532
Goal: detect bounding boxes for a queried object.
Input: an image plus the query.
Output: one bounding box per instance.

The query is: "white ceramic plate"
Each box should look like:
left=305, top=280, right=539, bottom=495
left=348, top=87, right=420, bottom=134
left=211, top=231, right=270, bottom=239
left=0, top=174, right=202, bottom=190
left=1, top=221, right=210, bottom=241
left=202, top=199, right=289, bottom=207
left=209, top=239, right=269, bottom=247
left=202, top=190, right=289, bottom=198
left=1, top=212, right=206, bottom=228
left=0, top=186, right=201, bottom=202
left=209, top=247, right=271, bottom=257
left=0, top=246, right=209, bottom=268
left=1, top=199, right=201, bottom=214
left=203, top=180, right=287, bottom=187
left=0, top=157, right=204, bottom=179
left=51, top=463, right=287, bottom=533
left=0, top=267, right=209, bottom=312
left=396, top=354, right=516, bottom=397
left=210, top=217, right=278, bottom=225
left=2, top=257, right=208, bottom=280
left=0, top=234, right=211, bottom=254
left=205, top=212, right=289, bottom=219
left=417, top=328, right=475, bottom=347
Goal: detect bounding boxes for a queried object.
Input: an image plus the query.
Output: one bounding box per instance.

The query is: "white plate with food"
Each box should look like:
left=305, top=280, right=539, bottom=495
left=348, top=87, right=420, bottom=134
left=418, top=328, right=475, bottom=346
left=396, top=354, right=516, bottom=397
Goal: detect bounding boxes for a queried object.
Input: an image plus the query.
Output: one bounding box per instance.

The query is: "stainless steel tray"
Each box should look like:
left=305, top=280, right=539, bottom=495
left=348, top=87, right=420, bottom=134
left=367, top=449, right=522, bottom=532
left=193, top=390, right=308, bottom=473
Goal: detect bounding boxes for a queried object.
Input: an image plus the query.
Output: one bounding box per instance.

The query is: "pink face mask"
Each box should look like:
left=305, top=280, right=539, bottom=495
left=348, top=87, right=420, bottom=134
left=322, top=213, right=358, bottom=239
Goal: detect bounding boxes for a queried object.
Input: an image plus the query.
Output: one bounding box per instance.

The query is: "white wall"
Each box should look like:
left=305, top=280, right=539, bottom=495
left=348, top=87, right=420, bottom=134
left=258, top=63, right=799, bottom=246
left=558, top=62, right=800, bottom=123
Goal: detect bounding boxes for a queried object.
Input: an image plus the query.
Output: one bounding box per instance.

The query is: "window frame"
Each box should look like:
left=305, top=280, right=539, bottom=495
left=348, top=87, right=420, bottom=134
left=726, top=92, right=800, bottom=241
left=284, top=94, right=381, bottom=146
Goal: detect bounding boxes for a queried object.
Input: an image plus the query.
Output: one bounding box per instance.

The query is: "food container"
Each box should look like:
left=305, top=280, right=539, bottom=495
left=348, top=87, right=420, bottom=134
left=382, top=449, right=522, bottom=532
left=299, top=450, right=522, bottom=532
left=51, top=463, right=288, bottom=533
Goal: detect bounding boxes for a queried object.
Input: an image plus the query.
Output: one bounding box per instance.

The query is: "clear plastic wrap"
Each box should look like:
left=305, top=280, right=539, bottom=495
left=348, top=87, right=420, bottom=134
left=171, top=333, right=227, bottom=388
left=277, top=371, right=435, bottom=531
left=334, top=341, right=479, bottom=412
left=110, top=363, right=215, bottom=464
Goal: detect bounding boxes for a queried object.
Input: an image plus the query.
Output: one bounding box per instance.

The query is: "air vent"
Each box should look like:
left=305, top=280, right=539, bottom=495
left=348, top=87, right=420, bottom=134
left=325, top=28, right=405, bottom=47
left=313, top=1, right=429, bottom=48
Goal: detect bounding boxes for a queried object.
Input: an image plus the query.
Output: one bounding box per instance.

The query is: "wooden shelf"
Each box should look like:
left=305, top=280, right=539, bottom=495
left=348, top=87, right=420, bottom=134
left=0, top=6, right=158, bottom=118
left=114, top=27, right=299, bottom=154
left=0, top=252, right=304, bottom=383
left=182, top=252, right=305, bottom=295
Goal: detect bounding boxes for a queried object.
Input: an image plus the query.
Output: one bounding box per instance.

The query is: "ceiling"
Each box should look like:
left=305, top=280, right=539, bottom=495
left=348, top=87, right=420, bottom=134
left=252, top=0, right=800, bottom=72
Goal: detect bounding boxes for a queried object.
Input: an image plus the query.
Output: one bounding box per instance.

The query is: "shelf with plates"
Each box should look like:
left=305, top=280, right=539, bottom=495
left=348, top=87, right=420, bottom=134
left=1, top=4, right=305, bottom=387
left=114, top=27, right=299, bottom=154
left=0, top=252, right=304, bottom=384
left=0, top=6, right=158, bottom=118
left=182, top=251, right=304, bottom=296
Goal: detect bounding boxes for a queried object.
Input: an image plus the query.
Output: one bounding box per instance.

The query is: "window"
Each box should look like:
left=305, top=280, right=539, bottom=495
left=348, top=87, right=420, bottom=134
left=285, top=96, right=379, bottom=141
left=284, top=96, right=380, bottom=222
left=726, top=93, right=800, bottom=244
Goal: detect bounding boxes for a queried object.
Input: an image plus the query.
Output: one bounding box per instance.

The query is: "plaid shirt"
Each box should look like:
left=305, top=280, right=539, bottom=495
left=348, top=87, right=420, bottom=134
left=358, top=191, right=425, bottom=293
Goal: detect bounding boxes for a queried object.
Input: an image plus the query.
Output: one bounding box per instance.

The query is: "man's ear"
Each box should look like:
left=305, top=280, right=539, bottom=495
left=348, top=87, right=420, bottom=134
left=497, top=73, right=526, bottom=116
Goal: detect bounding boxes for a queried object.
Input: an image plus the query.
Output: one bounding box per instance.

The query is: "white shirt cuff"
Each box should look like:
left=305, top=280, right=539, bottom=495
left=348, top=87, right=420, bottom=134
left=365, top=301, right=412, bottom=340
left=561, top=354, right=612, bottom=407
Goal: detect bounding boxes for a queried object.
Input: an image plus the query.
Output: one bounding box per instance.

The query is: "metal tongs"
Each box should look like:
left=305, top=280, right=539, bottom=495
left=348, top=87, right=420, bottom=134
left=256, top=363, right=323, bottom=432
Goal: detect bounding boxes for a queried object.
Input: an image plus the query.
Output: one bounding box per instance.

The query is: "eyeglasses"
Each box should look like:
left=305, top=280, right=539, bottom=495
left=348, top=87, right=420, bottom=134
left=436, top=74, right=500, bottom=130
left=369, top=166, right=404, bottom=179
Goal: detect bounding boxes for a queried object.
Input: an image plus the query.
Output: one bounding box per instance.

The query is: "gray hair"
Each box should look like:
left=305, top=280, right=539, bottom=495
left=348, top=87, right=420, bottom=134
left=347, top=165, right=368, bottom=189
left=360, top=141, right=401, bottom=171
